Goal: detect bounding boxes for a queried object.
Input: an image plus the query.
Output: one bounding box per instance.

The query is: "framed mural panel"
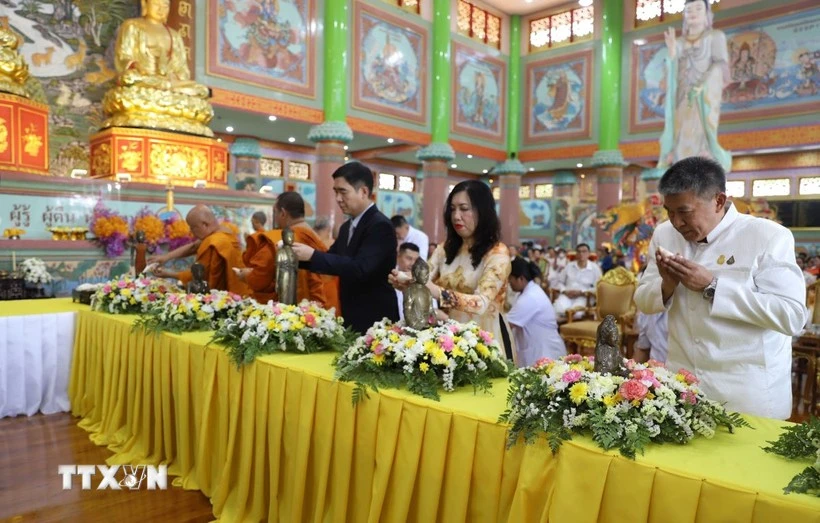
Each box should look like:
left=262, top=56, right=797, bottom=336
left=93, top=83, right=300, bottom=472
left=630, top=3, right=820, bottom=134
left=524, top=48, right=593, bottom=144
left=207, top=0, right=316, bottom=98
left=352, top=2, right=428, bottom=124
left=451, top=42, right=506, bottom=143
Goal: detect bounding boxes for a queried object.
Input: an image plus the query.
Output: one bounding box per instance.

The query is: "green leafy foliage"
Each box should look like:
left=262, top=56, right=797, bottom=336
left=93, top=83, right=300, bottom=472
left=762, top=417, right=820, bottom=497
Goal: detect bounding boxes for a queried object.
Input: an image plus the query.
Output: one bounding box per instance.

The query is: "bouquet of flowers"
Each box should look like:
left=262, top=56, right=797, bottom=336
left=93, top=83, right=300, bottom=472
left=134, top=290, right=247, bottom=334
left=763, top=417, right=820, bottom=497
left=211, top=300, right=354, bottom=367
left=91, top=275, right=179, bottom=314
left=334, top=319, right=509, bottom=403
left=89, top=201, right=129, bottom=257
left=499, top=356, right=750, bottom=458
left=163, top=214, right=195, bottom=250
left=132, top=207, right=165, bottom=249
left=20, top=257, right=53, bottom=285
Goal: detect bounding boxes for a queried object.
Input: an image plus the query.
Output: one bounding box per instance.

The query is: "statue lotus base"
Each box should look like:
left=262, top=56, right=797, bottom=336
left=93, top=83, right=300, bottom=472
left=89, top=127, right=228, bottom=188
left=0, top=93, right=48, bottom=175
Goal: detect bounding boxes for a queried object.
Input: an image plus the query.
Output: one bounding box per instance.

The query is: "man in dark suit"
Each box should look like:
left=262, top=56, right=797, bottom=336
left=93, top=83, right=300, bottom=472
left=291, top=162, right=399, bottom=334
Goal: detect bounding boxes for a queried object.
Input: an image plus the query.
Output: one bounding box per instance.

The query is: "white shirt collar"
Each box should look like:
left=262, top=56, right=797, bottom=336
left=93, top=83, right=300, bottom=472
left=350, top=203, right=374, bottom=228
left=701, top=202, right=738, bottom=245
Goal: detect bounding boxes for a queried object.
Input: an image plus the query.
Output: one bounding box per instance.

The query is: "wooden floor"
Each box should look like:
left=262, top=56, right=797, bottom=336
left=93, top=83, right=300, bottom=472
left=0, top=413, right=214, bottom=523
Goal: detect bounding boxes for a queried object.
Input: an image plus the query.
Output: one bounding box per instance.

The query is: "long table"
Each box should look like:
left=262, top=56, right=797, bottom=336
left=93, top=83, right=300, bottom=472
left=66, top=309, right=820, bottom=522
left=0, top=299, right=86, bottom=417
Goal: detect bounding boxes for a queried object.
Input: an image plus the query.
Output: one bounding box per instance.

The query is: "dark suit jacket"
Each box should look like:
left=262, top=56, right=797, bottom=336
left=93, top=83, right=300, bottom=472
left=307, top=205, right=399, bottom=334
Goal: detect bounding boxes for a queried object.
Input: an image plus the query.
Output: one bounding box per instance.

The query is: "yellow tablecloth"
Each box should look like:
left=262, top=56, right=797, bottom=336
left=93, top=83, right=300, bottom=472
left=69, top=310, right=820, bottom=522
left=0, top=297, right=87, bottom=317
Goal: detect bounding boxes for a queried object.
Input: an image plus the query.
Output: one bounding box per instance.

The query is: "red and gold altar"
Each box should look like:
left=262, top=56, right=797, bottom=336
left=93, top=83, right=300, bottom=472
left=88, top=127, right=228, bottom=188
left=0, top=93, right=48, bottom=175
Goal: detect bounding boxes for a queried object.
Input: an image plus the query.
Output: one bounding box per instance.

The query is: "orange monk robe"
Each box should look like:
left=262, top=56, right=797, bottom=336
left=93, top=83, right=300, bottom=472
left=178, top=230, right=250, bottom=296
left=244, top=230, right=282, bottom=303
left=292, top=225, right=328, bottom=307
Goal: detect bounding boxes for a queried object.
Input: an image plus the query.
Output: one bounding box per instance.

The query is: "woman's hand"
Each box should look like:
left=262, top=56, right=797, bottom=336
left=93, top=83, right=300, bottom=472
left=147, top=253, right=169, bottom=266
left=388, top=269, right=411, bottom=291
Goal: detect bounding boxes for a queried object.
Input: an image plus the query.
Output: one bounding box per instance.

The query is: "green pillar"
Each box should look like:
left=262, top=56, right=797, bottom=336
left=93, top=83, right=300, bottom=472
left=431, top=0, right=451, bottom=143
left=323, top=0, right=348, bottom=122
left=506, top=15, right=521, bottom=158
left=598, top=0, right=623, bottom=151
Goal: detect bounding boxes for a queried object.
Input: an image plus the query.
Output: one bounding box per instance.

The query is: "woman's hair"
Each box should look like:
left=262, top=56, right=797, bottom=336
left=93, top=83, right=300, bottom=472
left=443, top=180, right=501, bottom=268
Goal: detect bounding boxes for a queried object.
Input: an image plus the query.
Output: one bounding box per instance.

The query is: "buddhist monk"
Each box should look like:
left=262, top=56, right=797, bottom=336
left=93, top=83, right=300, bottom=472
left=236, top=222, right=281, bottom=304
left=313, top=216, right=341, bottom=316
left=153, top=205, right=250, bottom=295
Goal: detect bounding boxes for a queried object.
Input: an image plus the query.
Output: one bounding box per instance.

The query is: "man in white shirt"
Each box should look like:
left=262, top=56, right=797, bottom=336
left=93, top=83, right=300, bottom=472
left=634, top=157, right=807, bottom=420
left=507, top=257, right=566, bottom=366
left=553, top=243, right=602, bottom=319
left=392, top=215, right=429, bottom=261
left=395, top=242, right=420, bottom=321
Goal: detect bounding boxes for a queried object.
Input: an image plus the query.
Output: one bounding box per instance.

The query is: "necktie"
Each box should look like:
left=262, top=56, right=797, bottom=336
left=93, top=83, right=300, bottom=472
left=347, top=222, right=356, bottom=245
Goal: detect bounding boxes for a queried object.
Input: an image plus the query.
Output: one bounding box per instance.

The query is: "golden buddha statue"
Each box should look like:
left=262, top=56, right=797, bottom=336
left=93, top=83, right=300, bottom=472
left=102, top=0, right=214, bottom=137
left=0, top=22, right=30, bottom=98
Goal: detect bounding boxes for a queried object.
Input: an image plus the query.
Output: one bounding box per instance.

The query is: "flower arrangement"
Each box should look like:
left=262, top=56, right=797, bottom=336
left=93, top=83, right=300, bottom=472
left=20, top=257, right=53, bottom=285
left=763, top=417, right=820, bottom=497
left=91, top=275, right=179, bottom=314
left=164, top=214, right=195, bottom=250
left=132, top=207, right=165, bottom=248
left=89, top=201, right=129, bottom=257
left=211, top=300, right=354, bottom=367
left=499, top=356, right=750, bottom=458
left=3, top=228, right=25, bottom=239
left=334, top=319, right=509, bottom=403
left=134, top=290, right=247, bottom=334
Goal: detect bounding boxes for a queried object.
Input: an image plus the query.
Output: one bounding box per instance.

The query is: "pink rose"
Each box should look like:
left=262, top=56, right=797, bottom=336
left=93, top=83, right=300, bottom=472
left=448, top=324, right=459, bottom=333
left=365, top=334, right=374, bottom=346
left=561, top=370, right=582, bottom=383
left=619, top=379, right=649, bottom=401
left=117, top=280, right=127, bottom=289
left=304, top=313, right=316, bottom=327
left=271, top=305, right=282, bottom=315
left=625, top=360, right=637, bottom=370
left=439, top=336, right=454, bottom=352
left=678, top=369, right=699, bottom=385
left=148, top=294, right=157, bottom=302
left=479, top=330, right=493, bottom=344
left=681, top=390, right=698, bottom=405
left=647, top=359, right=666, bottom=368
left=203, top=295, right=213, bottom=303
left=534, top=357, right=553, bottom=368
left=564, top=354, right=582, bottom=363
left=103, top=284, right=112, bottom=293
left=373, top=343, right=385, bottom=355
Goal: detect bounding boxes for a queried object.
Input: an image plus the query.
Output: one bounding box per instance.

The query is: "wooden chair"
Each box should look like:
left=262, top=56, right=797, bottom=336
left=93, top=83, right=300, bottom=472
left=791, top=279, right=820, bottom=420
left=559, top=267, right=637, bottom=356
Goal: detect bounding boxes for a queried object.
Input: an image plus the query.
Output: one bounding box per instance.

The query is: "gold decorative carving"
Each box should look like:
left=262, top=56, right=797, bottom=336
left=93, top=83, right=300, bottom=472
left=118, top=142, right=142, bottom=171
left=0, top=116, right=7, bottom=154
left=22, top=124, right=42, bottom=156
left=601, top=266, right=638, bottom=286
left=91, top=143, right=111, bottom=175
left=149, top=142, right=209, bottom=180
left=0, top=22, right=29, bottom=98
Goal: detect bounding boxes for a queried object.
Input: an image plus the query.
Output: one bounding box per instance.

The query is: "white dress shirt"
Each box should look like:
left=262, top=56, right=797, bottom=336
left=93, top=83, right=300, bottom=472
left=403, top=225, right=429, bottom=260
left=348, top=203, right=374, bottom=244
left=552, top=260, right=602, bottom=316
left=635, top=310, right=669, bottom=363
left=634, top=203, right=807, bottom=419
left=507, top=281, right=566, bottom=366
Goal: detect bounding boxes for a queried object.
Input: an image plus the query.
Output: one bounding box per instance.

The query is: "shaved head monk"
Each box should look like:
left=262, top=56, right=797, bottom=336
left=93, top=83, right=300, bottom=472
left=236, top=208, right=282, bottom=303
left=153, top=205, right=250, bottom=295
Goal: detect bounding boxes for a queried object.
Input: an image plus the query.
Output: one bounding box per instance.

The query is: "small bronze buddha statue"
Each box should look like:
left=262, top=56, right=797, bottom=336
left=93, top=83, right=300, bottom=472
left=102, top=0, right=214, bottom=136
left=593, top=315, right=626, bottom=376
left=275, top=227, right=298, bottom=305
left=403, top=258, right=436, bottom=330
left=0, top=22, right=30, bottom=98
left=187, top=262, right=209, bottom=294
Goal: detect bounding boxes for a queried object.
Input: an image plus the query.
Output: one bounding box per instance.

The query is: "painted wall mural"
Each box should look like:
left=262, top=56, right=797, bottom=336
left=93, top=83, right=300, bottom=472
left=5, top=0, right=139, bottom=176
left=630, top=5, right=820, bottom=134
left=451, top=42, right=505, bottom=143
left=353, top=2, right=427, bottom=124
left=519, top=199, right=551, bottom=229
left=525, top=49, right=592, bottom=144
left=572, top=204, right=597, bottom=249
left=208, top=0, right=314, bottom=97
left=377, top=190, right=416, bottom=226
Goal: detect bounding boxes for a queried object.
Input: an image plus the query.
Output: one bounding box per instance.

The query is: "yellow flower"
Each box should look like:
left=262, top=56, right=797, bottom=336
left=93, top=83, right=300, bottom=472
left=373, top=353, right=385, bottom=365
left=569, top=382, right=588, bottom=405
left=570, top=363, right=584, bottom=372
left=419, top=362, right=430, bottom=373
left=389, top=333, right=400, bottom=343
left=423, top=340, right=437, bottom=354
left=603, top=394, right=618, bottom=407
left=476, top=343, right=490, bottom=358
left=293, top=321, right=305, bottom=331
left=431, top=348, right=447, bottom=366
left=129, top=297, right=137, bottom=305
left=404, top=339, right=416, bottom=348
left=120, top=288, right=132, bottom=297
left=266, top=319, right=279, bottom=330
left=452, top=347, right=466, bottom=358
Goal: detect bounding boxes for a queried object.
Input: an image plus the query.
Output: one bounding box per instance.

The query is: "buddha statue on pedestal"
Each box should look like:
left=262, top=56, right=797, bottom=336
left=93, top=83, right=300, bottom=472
left=102, top=0, right=214, bottom=137
left=0, top=22, right=30, bottom=98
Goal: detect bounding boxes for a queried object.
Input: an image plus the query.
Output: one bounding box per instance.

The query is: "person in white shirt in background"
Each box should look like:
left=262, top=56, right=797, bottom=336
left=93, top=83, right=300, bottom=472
left=633, top=267, right=669, bottom=363
left=634, top=157, right=807, bottom=420
left=546, top=247, right=569, bottom=289
left=552, top=243, right=603, bottom=319
left=796, top=256, right=816, bottom=287
left=507, top=257, right=566, bottom=366
left=394, top=242, right=420, bottom=322
left=392, top=215, right=429, bottom=261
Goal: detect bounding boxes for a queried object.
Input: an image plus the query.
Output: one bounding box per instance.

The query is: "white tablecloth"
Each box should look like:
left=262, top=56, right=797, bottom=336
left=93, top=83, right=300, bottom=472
left=0, top=311, right=76, bottom=418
